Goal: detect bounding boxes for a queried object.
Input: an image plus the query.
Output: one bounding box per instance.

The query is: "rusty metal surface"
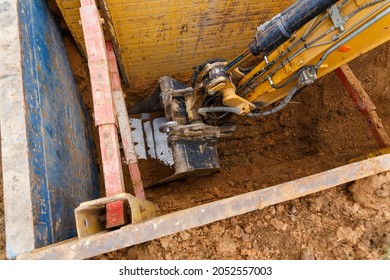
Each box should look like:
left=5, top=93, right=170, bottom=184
left=80, top=0, right=126, bottom=228
left=107, top=42, right=146, bottom=200
left=335, top=64, right=390, bottom=148
left=75, top=193, right=156, bottom=238
left=17, top=154, right=390, bottom=260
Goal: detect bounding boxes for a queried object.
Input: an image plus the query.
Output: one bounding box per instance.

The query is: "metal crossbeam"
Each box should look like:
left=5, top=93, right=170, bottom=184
left=17, top=154, right=390, bottom=259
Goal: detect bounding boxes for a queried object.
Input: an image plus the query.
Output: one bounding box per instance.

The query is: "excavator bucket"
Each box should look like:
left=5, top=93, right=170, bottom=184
left=128, top=77, right=236, bottom=187
left=129, top=114, right=220, bottom=186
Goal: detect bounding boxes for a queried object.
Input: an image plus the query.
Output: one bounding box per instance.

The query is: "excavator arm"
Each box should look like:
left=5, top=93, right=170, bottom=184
left=197, top=0, right=390, bottom=118
left=129, top=0, right=390, bottom=186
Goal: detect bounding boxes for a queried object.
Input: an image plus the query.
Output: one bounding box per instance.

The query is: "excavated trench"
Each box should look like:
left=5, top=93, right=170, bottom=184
left=0, top=25, right=389, bottom=260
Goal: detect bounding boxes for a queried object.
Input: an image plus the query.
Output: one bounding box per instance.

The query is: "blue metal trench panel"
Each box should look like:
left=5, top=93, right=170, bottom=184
left=10, top=0, right=99, bottom=256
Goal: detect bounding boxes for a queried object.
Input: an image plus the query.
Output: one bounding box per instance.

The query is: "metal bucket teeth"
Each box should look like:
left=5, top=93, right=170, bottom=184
left=130, top=114, right=174, bottom=166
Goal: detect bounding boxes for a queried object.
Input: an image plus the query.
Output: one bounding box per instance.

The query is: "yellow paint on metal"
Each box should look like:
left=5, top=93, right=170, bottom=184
left=349, top=147, right=390, bottom=163
left=55, top=0, right=295, bottom=89
left=238, top=0, right=390, bottom=106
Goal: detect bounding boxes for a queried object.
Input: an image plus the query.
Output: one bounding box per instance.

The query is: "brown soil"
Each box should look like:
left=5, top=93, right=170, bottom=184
left=0, top=38, right=389, bottom=260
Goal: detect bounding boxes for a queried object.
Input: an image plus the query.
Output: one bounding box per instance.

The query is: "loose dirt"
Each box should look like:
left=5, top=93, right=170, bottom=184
left=0, top=39, right=389, bottom=260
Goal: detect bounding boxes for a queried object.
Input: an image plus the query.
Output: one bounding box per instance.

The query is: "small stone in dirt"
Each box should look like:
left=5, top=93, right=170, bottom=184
left=269, top=206, right=276, bottom=215
left=300, top=248, right=314, bottom=260
left=208, top=223, right=225, bottom=240
left=230, top=217, right=239, bottom=226
left=276, top=204, right=284, bottom=213
left=242, top=233, right=251, bottom=242
left=244, top=224, right=252, bottom=234
left=308, top=213, right=321, bottom=224
left=289, top=206, right=298, bottom=214
left=376, top=186, right=389, bottom=198
left=216, top=234, right=237, bottom=254
left=212, top=186, right=224, bottom=198
left=180, top=231, right=190, bottom=241
left=227, top=180, right=235, bottom=187
left=127, top=248, right=139, bottom=260
left=160, top=238, right=170, bottom=249
left=336, top=227, right=353, bottom=242
left=233, top=226, right=244, bottom=238
left=309, top=197, right=324, bottom=212
left=265, top=214, right=271, bottom=220
left=241, top=248, right=251, bottom=256
left=282, top=223, right=288, bottom=231
left=352, top=203, right=360, bottom=213
left=270, top=218, right=285, bottom=231
left=336, top=225, right=365, bottom=245
left=202, top=227, right=210, bottom=234
left=354, top=243, right=369, bottom=259
left=243, top=241, right=252, bottom=249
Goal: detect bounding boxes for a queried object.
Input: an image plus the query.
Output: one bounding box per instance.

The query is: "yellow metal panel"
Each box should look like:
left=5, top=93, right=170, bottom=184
left=56, top=0, right=295, bottom=89
left=55, top=0, right=86, bottom=53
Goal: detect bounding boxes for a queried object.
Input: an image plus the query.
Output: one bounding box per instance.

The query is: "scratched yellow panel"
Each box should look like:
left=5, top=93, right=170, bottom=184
left=55, top=0, right=110, bottom=53
left=56, top=0, right=295, bottom=88
left=55, top=0, right=85, bottom=52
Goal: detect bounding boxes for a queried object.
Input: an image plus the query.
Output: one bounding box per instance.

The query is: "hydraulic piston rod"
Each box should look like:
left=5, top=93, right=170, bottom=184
left=224, top=0, right=339, bottom=73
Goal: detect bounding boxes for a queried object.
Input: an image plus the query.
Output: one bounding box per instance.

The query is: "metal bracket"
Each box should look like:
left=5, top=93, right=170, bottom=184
left=75, top=193, right=157, bottom=238
left=298, top=66, right=317, bottom=86
left=328, top=5, right=345, bottom=32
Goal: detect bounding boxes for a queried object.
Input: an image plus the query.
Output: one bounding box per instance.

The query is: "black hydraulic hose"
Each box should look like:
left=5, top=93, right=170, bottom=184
left=247, top=85, right=300, bottom=117
left=198, top=106, right=242, bottom=116
left=250, top=0, right=339, bottom=56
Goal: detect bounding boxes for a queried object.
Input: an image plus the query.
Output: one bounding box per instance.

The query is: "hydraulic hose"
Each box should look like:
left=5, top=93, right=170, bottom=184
left=249, top=0, right=339, bottom=56
left=198, top=106, right=242, bottom=116
left=247, top=85, right=300, bottom=117
left=315, top=5, right=390, bottom=70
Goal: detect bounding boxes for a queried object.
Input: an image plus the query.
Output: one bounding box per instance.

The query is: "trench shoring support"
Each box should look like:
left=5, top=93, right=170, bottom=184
left=106, top=42, right=146, bottom=200
left=17, top=154, right=390, bottom=259
left=79, top=0, right=126, bottom=228
left=335, top=64, right=390, bottom=148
